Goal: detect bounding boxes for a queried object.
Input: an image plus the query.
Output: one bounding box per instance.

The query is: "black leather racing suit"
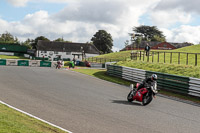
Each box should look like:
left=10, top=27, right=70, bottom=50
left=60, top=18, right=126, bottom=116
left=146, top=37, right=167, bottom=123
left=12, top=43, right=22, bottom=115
left=137, top=77, right=154, bottom=91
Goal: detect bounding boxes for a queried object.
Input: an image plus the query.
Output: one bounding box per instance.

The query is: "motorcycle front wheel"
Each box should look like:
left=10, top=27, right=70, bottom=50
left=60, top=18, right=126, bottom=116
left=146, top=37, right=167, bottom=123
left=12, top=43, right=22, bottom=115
left=142, top=94, right=153, bottom=106
left=127, top=91, right=134, bottom=102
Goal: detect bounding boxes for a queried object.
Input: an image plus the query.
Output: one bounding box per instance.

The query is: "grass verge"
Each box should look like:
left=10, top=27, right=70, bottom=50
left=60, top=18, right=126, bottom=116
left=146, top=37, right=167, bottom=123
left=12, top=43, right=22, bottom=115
left=0, top=55, right=28, bottom=59
left=0, top=103, right=68, bottom=133
left=72, top=69, right=200, bottom=104
left=116, top=60, right=200, bottom=78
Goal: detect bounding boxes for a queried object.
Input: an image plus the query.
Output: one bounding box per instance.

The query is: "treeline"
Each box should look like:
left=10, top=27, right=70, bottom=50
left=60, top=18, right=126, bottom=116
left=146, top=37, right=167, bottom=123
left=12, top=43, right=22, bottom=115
left=1, top=25, right=169, bottom=53
left=0, top=32, right=72, bottom=50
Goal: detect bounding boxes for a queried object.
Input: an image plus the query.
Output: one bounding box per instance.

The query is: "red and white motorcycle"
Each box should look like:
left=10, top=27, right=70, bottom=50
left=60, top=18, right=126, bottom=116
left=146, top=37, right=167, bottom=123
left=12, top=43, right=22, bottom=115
left=127, top=81, right=158, bottom=106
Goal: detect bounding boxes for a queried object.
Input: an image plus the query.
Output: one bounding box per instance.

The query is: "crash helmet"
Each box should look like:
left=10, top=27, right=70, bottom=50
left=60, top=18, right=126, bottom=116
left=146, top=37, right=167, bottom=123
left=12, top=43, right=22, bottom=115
left=151, top=74, right=157, bottom=81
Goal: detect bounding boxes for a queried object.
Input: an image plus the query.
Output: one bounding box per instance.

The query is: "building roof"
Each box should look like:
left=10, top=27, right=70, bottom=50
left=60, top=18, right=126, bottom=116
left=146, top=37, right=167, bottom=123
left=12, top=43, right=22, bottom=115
left=121, top=41, right=193, bottom=51
left=37, top=40, right=100, bottom=54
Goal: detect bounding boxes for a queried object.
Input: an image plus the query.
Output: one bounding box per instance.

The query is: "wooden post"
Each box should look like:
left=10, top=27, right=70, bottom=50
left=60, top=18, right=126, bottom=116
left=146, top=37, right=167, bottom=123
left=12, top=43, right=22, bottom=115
left=186, top=53, right=188, bottom=65
left=170, top=52, right=172, bottom=64
left=143, top=52, right=145, bottom=61
left=195, top=54, right=197, bottom=66
left=178, top=52, right=180, bottom=64
left=158, top=52, right=159, bottom=63
left=140, top=51, right=141, bottom=60
left=164, top=52, right=165, bottom=63
left=152, top=52, right=154, bottom=63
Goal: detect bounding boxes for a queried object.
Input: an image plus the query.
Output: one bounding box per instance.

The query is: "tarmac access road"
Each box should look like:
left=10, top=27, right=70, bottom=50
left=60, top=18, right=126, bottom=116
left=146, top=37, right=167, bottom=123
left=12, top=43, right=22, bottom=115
left=0, top=66, right=200, bottom=133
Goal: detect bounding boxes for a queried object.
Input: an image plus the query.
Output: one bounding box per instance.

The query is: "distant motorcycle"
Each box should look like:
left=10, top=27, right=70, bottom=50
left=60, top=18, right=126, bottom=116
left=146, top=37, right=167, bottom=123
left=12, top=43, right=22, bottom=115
left=127, top=81, right=158, bottom=106
left=56, top=61, right=62, bottom=69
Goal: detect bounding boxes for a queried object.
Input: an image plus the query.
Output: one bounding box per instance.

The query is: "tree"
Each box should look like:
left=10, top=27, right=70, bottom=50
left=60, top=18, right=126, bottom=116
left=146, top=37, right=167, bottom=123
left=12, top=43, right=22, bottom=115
left=0, top=32, right=19, bottom=44
left=152, top=35, right=166, bottom=42
left=53, top=38, right=72, bottom=43
left=31, top=36, right=50, bottom=49
left=21, top=38, right=34, bottom=49
left=91, top=30, right=113, bottom=54
left=54, top=38, right=64, bottom=42
left=124, top=40, right=129, bottom=47
left=130, top=25, right=166, bottom=42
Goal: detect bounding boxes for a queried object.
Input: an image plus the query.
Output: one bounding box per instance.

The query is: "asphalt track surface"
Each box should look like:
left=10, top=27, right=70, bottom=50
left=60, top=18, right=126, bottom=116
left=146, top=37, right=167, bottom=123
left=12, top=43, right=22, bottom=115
left=0, top=66, right=200, bottom=133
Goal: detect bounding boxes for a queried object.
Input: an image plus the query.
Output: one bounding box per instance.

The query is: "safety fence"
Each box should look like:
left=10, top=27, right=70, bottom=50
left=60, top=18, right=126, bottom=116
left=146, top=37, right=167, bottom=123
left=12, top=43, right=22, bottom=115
left=131, top=51, right=200, bottom=66
left=0, top=59, right=56, bottom=67
left=107, top=65, right=200, bottom=98
left=86, top=57, right=127, bottom=63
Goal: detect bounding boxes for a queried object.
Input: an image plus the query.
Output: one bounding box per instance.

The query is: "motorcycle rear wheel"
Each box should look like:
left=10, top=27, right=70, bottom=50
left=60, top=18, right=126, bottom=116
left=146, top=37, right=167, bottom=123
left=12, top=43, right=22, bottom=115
left=127, top=91, right=134, bottom=102
left=142, top=94, right=153, bottom=106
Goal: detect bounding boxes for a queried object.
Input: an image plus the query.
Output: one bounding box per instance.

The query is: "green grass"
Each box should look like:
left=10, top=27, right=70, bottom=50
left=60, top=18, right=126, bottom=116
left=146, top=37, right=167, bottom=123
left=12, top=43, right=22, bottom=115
left=72, top=69, right=200, bottom=104
left=0, top=55, right=28, bottom=59
left=88, top=44, right=200, bottom=66
left=73, top=69, right=132, bottom=86
left=0, top=103, right=68, bottom=133
left=135, top=51, right=200, bottom=66
left=85, top=45, right=200, bottom=78
left=115, top=60, right=200, bottom=78
left=172, top=44, right=200, bottom=53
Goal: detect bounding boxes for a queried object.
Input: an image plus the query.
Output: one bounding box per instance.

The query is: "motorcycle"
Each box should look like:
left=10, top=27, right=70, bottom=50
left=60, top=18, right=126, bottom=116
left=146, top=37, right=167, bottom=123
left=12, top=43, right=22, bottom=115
left=56, top=61, right=62, bottom=69
left=127, top=81, right=158, bottom=106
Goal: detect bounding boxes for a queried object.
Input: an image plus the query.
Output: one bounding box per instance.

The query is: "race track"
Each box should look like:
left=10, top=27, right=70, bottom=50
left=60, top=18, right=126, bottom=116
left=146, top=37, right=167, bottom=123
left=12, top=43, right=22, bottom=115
left=0, top=66, right=199, bottom=133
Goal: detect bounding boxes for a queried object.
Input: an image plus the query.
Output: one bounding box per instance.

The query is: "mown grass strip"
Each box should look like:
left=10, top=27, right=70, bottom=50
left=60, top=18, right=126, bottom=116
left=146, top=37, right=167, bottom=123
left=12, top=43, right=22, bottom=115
left=0, top=55, right=28, bottom=59
left=88, top=44, right=200, bottom=66
left=115, top=61, right=200, bottom=79
left=0, top=102, right=68, bottom=133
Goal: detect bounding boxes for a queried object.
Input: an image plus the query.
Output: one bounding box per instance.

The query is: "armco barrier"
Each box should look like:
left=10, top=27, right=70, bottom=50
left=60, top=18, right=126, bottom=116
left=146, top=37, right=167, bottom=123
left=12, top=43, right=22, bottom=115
left=18, top=60, right=29, bottom=66
left=0, top=59, right=6, bottom=65
left=189, top=78, right=200, bottom=97
left=40, top=61, right=51, bottom=67
left=6, top=59, right=17, bottom=66
left=51, top=61, right=58, bottom=68
left=29, top=60, right=40, bottom=67
left=0, top=59, right=52, bottom=68
left=107, top=65, right=200, bottom=97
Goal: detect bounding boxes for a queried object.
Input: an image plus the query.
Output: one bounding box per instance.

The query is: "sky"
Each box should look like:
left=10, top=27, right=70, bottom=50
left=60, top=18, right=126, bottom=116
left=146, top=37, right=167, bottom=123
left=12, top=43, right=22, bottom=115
left=0, top=0, right=200, bottom=52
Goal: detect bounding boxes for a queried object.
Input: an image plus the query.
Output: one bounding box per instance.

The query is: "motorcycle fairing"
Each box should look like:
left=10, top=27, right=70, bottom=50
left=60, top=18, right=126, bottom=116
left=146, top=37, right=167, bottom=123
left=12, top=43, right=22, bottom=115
left=133, top=88, right=148, bottom=102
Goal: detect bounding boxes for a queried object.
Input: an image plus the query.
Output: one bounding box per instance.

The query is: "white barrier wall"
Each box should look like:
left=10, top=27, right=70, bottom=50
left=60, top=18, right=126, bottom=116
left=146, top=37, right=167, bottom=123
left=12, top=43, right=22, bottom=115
left=29, top=60, right=40, bottom=67
left=6, top=59, right=18, bottom=66
left=51, top=61, right=58, bottom=68
left=0, top=52, right=14, bottom=56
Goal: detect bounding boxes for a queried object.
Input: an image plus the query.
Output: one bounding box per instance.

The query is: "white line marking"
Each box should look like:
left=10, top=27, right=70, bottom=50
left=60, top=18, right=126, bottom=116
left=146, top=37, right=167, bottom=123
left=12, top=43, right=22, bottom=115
left=0, top=100, right=73, bottom=133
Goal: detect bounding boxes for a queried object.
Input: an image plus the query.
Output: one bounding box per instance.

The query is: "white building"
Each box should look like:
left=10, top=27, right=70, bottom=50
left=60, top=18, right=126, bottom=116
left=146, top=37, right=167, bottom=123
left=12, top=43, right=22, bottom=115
left=36, top=40, right=99, bottom=61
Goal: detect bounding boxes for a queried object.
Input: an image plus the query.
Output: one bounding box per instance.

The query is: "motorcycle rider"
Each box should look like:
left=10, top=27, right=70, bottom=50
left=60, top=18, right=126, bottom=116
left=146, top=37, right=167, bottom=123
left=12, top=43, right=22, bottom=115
left=56, top=60, right=62, bottom=69
left=136, top=74, right=157, bottom=92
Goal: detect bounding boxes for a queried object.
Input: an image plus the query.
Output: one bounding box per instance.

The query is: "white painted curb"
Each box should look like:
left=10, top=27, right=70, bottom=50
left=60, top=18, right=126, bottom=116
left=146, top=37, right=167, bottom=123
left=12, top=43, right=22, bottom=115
left=0, top=100, right=73, bottom=133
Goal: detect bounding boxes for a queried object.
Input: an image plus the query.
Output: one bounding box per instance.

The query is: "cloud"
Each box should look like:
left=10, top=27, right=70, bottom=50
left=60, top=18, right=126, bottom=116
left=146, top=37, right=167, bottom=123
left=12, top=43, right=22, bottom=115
left=7, top=0, right=29, bottom=7
left=0, top=10, right=98, bottom=42
left=112, top=46, right=120, bottom=52
left=6, top=0, right=75, bottom=7
left=2, top=0, right=200, bottom=51
left=53, top=0, right=159, bottom=43
left=3, top=0, right=158, bottom=46
left=150, top=9, right=192, bottom=28
left=154, top=0, right=200, bottom=14
left=162, top=25, right=200, bottom=44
